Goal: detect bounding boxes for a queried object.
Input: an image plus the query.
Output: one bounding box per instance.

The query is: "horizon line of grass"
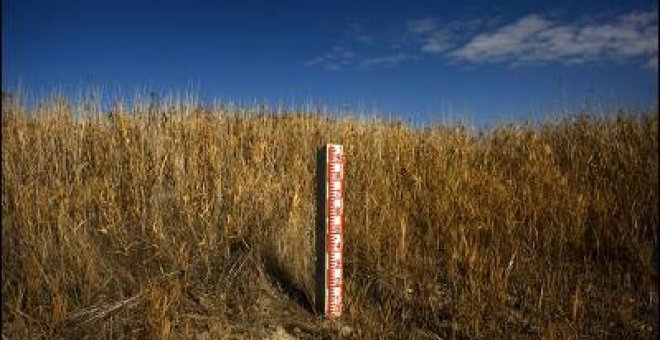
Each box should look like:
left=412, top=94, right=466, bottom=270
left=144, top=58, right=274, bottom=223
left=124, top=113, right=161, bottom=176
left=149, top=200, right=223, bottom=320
left=3, top=86, right=657, bottom=129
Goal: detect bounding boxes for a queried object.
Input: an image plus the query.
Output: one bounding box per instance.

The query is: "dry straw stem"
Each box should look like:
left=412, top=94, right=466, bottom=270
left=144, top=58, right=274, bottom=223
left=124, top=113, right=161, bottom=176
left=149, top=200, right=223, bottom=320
left=1, top=93, right=658, bottom=339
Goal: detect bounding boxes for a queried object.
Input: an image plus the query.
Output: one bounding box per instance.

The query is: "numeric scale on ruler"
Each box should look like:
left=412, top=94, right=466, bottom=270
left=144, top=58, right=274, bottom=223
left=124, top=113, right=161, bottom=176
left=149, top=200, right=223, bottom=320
left=317, top=143, right=344, bottom=319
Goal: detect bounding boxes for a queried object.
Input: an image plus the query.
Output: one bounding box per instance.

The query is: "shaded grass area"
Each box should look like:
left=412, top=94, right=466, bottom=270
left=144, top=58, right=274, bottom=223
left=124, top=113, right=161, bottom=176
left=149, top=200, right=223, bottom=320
left=2, top=97, right=658, bottom=339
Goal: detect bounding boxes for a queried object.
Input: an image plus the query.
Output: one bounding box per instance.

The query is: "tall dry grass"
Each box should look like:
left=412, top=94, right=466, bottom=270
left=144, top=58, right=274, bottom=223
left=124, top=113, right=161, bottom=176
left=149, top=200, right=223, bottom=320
left=2, top=94, right=658, bottom=339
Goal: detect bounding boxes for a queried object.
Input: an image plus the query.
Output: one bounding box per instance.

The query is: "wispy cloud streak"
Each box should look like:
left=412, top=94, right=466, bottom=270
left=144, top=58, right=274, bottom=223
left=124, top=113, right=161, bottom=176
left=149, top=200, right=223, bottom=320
left=304, top=46, right=356, bottom=70
left=360, top=53, right=413, bottom=68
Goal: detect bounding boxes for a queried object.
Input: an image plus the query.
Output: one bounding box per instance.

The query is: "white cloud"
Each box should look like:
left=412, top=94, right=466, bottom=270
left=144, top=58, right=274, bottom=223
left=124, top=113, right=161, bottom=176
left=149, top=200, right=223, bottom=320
left=421, top=32, right=449, bottom=53
left=449, top=10, right=658, bottom=67
left=306, top=8, right=658, bottom=71
left=408, top=18, right=437, bottom=34
left=360, top=53, right=412, bottom=68
left=304, top=46, right=357, bottom=70
left=406, top=17, right=484, bottom=54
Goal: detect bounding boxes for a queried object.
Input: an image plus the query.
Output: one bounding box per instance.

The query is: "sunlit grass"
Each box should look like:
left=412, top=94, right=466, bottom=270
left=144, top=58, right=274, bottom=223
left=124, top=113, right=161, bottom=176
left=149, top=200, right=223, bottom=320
left=2, top=93, right=658, bottom=338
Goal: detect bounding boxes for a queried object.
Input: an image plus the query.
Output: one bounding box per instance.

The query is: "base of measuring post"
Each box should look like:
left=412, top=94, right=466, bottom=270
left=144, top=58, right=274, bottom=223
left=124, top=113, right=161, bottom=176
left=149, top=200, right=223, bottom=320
left=315, top=144, right=344, bottom=319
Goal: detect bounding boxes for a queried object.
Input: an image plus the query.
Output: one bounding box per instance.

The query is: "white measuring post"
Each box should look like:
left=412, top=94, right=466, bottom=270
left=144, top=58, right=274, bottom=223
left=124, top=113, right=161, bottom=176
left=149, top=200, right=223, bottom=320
left=317, top=143, right=344, bottom=318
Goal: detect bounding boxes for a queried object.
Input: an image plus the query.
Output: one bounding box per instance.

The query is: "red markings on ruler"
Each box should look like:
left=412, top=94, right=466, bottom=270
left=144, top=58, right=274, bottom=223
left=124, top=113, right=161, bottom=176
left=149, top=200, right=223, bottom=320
left=326, top=144, right=344, bottom=318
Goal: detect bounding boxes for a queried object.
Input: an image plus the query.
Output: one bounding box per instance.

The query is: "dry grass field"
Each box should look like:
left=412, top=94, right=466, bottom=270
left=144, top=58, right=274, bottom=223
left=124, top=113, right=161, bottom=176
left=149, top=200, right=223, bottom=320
left=2, top=94, right=658, bottom=339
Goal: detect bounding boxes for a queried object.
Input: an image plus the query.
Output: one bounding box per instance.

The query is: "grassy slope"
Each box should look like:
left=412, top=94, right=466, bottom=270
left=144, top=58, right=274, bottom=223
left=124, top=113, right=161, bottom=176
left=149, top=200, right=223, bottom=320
left=2, top=99, right=658, bottom=339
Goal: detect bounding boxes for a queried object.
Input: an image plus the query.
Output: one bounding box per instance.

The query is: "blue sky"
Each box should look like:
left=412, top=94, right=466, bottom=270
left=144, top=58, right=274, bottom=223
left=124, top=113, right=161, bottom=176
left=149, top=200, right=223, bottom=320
left=2, top=0, right=658, bottom=125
